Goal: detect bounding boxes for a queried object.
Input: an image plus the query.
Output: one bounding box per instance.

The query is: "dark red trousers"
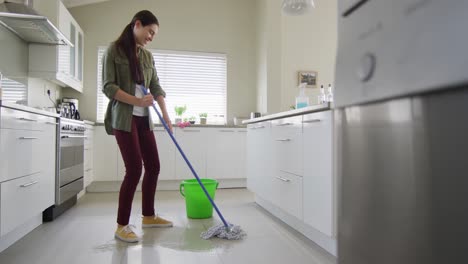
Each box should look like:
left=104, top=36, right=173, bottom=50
left=114, top=116, right=160, bottom=225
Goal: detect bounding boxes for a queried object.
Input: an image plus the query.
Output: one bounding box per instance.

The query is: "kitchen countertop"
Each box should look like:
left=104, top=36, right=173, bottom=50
left=84, top=120, right=95, bottom=126
left=0, top=101, right=60, bottom=118
left=243, top=103, right=332, bottom=124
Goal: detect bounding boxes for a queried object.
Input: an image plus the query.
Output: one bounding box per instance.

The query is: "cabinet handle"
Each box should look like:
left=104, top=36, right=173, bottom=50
left=46, top=121, right=59, bottom=125
left=19, top=137, right=39, bottom=140
left=61, top=135, right=87, bottom=139
left=276, top=176, right=291, bottom=182
left=303, top=119, right=321, bottom=124
left=237, top=130, right=247, bottom=133
left=249, top=125, right=265, bottom=130
left=275, top=139, right=291, bottom=142
left=17, top=117, right=37, bottom=122
left=219, top=130, right=235, bottom=132
left=84, top=148, right=90, bottom=150
left=85, top=169, right=92, bottom=172
left=182, top=130, right=201, bottom=132
left=275, top=122, right=293, bottom=126
left=154, top=129, right=165, bottom=132
left=20, top=181, right=39, bottom=188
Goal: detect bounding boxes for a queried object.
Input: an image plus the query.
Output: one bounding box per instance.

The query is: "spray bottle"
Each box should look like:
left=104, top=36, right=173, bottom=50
left=295, top=83, right=309, bottom=109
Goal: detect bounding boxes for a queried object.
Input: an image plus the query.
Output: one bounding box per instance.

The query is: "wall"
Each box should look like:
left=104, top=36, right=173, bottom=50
left=63, top=0, right=258, bottom=123
left=256, top=0, right=337, bottom=114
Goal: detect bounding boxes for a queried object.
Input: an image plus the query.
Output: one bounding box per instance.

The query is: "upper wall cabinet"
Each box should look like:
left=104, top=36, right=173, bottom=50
left=28, top=0, right=84, bottom=92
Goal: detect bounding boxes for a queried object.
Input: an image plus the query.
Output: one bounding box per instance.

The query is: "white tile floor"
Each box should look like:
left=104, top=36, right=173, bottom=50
left=0, top=188, right=336, bottom=264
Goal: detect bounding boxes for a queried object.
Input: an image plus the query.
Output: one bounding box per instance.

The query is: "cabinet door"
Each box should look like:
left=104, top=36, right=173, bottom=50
left=83, top=126, right=94, bottom=188
left=174, top=128, right=207, bottom=180
left=302, top=111, right=333, bottom=236
left=93, top=126, right=118, bottom=181
left=206, top=128, right=245, bottom=179
left=78, top=31, right=83, bottom=81
left=154, top=128, right=176, bottom=180
left=69, top=23, right=76, bottom=77
left=246, top=122, right=272, bottom=199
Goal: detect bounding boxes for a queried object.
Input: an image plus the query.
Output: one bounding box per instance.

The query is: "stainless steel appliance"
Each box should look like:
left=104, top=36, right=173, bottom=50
left=335, top=1, right=468, bottom=263
left=43, top=118, right=85, bottom=221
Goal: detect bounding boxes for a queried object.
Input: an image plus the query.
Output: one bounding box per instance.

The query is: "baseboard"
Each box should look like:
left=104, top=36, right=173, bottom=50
left=0, top=214, right=42, bottom=253
left=255, top=195, right=337, bottom=256
left=86, top=178, right=247, bottom=193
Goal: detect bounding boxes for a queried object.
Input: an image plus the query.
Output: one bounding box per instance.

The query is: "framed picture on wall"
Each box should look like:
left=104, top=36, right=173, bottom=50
left=298, top=71, right=317, bottom=88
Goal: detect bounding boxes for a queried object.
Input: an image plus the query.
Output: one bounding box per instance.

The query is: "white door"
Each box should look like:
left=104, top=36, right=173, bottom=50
left=174, top=128, right=207, bottom=180
left=154, top=128, right=176, bottom=180
left=302, top=111, right=333, bottom=237
left=246, top=122, right=272, bottom=199
left=206, top=128, right=246, bottom=179
left=93, top=126, right=118, bottom=181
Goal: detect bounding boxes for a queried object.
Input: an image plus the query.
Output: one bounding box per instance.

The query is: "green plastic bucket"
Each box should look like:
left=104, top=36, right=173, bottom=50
left=179, top=179, right=219, bottom=219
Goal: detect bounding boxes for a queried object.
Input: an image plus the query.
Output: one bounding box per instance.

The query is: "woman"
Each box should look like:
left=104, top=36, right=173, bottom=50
left=102, top=10, right=173, bottom=243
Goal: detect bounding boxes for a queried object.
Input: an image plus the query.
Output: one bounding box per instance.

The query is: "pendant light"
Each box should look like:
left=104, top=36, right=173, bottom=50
left=282, top=0, right=315, bottom=16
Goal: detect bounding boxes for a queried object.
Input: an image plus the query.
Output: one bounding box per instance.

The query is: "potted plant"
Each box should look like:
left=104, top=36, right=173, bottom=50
left=199, top=112, right=208, bottom=125
left=189, top=116, right=196, bottom=124
left=174, top=105, right=187, bottom=124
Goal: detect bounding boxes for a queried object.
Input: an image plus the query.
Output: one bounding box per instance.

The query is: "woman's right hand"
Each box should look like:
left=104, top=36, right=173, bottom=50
left=138, top=94, right=154, bottom=107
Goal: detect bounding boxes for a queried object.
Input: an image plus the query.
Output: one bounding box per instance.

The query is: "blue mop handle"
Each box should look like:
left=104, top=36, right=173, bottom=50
left=139, top=85, right=230, bottom=229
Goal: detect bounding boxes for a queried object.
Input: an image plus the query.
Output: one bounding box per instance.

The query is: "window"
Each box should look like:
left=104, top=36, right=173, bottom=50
left=0, top=75, right=27, bottom=104
left=96, top=47, right=227, bottom=124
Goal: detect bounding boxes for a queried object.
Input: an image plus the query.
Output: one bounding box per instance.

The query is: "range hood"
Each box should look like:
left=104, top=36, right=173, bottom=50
left=0, top=1, right=73, bottom=46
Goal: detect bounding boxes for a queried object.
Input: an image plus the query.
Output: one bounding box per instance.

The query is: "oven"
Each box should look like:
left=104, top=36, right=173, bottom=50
left=43, top=118, right=85, bottom=221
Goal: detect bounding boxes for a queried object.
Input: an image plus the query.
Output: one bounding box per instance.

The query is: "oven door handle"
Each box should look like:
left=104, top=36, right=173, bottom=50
left=61, top=135, right=87, bottom=139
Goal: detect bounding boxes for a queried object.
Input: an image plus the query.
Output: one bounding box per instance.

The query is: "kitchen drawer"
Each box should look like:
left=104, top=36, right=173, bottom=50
left=0, top=129, right=45, bottom=182
left=0, top=107, right=57, bottom=131
left=270, top=171, right=303, bottom=220
left=1, top=171, right=54, bottom=236
left=302, top=110, right=332, bottom=126
left=271, top=116, right=303, bottom=176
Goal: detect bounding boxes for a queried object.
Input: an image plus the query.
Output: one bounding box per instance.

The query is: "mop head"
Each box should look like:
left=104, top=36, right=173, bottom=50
left=200, top=223, right=246, bottom=240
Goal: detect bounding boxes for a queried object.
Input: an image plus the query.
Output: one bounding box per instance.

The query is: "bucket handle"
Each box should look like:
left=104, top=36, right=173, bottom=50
left=180, top=183, right=185, bottom=197
left=179, top=181, right=218, bottom=197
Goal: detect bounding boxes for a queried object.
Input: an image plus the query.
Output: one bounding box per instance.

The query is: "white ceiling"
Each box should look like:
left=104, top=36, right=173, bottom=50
left=61, top=0, right=111, bottom=8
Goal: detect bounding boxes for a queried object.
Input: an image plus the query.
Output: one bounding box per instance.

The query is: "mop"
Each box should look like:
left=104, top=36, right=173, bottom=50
left=138, top=85, right=246, bottom=240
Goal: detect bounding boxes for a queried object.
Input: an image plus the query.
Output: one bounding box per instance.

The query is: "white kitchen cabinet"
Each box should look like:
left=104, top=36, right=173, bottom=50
left=206, top=128, right=247, bottom=179
left=83, top=123, right=94, bottom=188
left=271, top=116, right=303, bottom=177
left=154, top=128, right=176, bottom=180
left=93, top=126, right=118, bottom=181
left=93, top=126, right=246, bottom=186
left=174, top=128, right=208, bottom=180
left=302, top=111, right=333, bottom=237
left=246, top=121, right=272, bottom=200
left=29, top=0, right=84, bottom=92
left=0, top=106, right=56, bottom=237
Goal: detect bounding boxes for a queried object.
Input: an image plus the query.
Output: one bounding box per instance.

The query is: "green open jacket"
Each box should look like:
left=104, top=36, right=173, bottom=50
left=101, top=43, right=166, bottom=135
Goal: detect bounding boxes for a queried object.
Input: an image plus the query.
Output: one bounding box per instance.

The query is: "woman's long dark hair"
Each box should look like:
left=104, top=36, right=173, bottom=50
left=115, top=10, right=159, bottom=85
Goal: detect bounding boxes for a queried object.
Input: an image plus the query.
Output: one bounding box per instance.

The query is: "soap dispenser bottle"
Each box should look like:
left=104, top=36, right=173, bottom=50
left=295, top=83, right=309, bottom=109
